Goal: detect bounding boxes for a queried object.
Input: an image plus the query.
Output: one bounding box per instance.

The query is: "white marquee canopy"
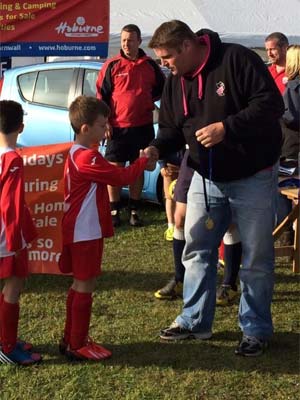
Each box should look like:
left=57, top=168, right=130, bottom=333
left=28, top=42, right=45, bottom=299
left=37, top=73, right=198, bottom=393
left=109, top=0, right=300, bottom=56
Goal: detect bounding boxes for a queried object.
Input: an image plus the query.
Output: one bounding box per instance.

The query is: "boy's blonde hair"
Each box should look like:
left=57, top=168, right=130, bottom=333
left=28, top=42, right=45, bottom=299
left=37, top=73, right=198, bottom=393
left=285, top=45, right=300, bottom=80
left=69, top=96, right=110, bottom=134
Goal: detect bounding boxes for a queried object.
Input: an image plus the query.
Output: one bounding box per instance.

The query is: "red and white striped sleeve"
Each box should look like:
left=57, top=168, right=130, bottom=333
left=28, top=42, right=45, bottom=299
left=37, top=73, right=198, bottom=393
left=0, top=152, right=24, bottom=252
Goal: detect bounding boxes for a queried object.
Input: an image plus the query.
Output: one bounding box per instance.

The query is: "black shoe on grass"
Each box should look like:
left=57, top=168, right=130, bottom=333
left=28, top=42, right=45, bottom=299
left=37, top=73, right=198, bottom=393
left=235, top=335, right=268, bottom=357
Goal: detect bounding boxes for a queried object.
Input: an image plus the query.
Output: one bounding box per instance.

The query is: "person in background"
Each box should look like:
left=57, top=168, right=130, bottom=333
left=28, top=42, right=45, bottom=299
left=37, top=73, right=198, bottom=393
left=265, top=32, right=289, bottom=94
left=58, top=96, right=152, bottom=361
left=281, top=45, right=300, bottom=162
left=0, top=100, right=41, bottom=365
left=96, top=24, right=165, bottom=227
left=276, top=44, right=300, bottom=237
left=155, top=150, right=193, bottom=300
left=159, top=153, right=182, bottom=241
left=146, top=20, right=284, bottom=356
left=265, top=34, right=298, bottom=244
left=156, top=150, right=242, bottom=304
left=216, top=227, right=242, bottom=306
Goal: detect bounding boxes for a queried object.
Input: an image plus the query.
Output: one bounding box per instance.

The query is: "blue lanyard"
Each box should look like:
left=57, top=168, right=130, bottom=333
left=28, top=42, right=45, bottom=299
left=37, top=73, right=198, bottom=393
left=202, top=149, right=214, bottom=230
left=202, top=148, right=212, bottom=213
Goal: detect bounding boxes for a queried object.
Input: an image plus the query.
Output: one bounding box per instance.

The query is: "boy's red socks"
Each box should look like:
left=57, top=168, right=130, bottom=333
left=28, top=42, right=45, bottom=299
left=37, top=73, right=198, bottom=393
left=63, top=288, right=76, bottom=344
left=69, top=291, right=92, bottom=350
left=0, top=293, right=3, bottom=342
left=0, top=299, right=19, bottom=353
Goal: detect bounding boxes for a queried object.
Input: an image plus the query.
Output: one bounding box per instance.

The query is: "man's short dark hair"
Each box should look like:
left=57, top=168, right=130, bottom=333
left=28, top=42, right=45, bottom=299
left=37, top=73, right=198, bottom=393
left=121, top=24, right=141, bottom=40
left=149, top=20, right=196, bottom=51
left=265, top=32, right=289, bottom=48
left=0, top=100, right=23, bottom=135
left=69, top=96, right=110, bottom=135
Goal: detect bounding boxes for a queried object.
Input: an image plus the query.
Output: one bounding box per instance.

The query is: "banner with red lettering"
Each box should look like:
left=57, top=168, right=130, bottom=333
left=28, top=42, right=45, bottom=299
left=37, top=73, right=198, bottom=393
left=18, top=143, right=70, bottom=274
left=0, top=0, right=109, bottom=57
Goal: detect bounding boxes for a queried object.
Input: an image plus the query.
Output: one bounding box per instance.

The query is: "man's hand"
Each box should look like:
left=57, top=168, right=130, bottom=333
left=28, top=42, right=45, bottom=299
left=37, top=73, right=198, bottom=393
left=195, top=122, right=225, bottom=148
left=142, top=146, right=159, bottom=171
left=139, top=148, right=156, bottom=171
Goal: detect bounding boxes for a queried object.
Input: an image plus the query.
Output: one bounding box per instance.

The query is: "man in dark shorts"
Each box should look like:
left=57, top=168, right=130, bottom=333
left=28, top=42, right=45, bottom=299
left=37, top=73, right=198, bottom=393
left=96, top=24, right=165, bottom=227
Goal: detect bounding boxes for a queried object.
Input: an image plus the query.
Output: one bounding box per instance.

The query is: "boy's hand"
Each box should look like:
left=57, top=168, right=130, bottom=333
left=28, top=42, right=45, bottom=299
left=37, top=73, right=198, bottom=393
left=140, top=149, right=157, bottom=171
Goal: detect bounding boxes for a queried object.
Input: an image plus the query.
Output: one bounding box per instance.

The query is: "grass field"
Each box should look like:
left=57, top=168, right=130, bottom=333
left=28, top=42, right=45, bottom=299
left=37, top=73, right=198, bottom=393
left=0, top=204, right=299, bottom=400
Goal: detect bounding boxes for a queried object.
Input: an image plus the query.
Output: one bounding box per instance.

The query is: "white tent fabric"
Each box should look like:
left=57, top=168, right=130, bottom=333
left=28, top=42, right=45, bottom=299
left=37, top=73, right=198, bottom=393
left=109, top=0, right=300, bottom=56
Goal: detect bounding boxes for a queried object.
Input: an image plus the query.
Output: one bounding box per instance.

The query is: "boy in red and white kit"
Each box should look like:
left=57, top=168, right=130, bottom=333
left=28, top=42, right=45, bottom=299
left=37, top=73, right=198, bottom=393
left=0, top=100, right=41, bottom=365
left=59, top=96, right=152, bottom=361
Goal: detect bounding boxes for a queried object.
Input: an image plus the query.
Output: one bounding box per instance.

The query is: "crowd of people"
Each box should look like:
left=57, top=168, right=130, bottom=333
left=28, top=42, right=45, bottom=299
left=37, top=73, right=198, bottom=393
left=0, top=21, right=299, bottom=365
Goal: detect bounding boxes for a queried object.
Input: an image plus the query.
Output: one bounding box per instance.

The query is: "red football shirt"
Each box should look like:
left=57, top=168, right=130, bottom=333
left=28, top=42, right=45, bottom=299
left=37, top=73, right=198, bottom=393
left=0, top=148, right=37, bottom=257
left=268, top=64, right=287, bottom=94
left=61, top=144, right=147, bottom=244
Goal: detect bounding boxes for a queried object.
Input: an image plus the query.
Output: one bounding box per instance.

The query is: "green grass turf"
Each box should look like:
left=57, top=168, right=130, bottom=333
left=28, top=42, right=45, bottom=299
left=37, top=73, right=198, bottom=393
left=0, top=204, right=299, bottom=399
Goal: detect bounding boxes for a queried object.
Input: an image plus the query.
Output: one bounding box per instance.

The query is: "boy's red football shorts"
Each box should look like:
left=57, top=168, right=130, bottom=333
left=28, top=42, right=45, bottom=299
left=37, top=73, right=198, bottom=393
left=0, top=248, right=29, bottom=279
left=59, top=239, right=103, bottom=280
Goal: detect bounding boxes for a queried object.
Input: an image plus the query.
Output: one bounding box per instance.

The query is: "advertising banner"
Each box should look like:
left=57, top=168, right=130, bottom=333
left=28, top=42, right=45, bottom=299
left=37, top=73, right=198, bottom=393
left=0, top=56, right=11, bottom=78
left=17, top=142, right=70, bottom=274
left=0, top=0, right=109, bottom=57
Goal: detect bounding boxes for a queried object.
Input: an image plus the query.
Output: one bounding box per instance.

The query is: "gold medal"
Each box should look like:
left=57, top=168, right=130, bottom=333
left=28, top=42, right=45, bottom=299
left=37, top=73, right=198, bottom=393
left=205, top=217, right=214, bottom=230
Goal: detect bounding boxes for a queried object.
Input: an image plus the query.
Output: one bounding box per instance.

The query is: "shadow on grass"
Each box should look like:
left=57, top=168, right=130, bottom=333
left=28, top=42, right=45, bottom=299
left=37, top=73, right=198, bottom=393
left=272, top=290, right=300, bottom=302
left=35, top=330, right=299, bottom=375
left=274, top=271, right=300, bottom=284
left=24, top=271, right=176, bottom=293
left=23, top=269, right=300, bottom=297
left=112, top=201, right=165, bottom=229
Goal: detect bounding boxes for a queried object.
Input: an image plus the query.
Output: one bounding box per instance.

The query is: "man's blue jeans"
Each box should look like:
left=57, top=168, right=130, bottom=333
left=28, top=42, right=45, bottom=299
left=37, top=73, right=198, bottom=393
left=176, top=164, right=278, bottom=339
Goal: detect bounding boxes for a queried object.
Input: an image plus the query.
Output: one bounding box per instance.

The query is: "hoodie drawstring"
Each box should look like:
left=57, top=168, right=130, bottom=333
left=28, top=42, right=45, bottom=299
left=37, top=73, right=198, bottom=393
left=180, top=78, right=189, bottom=117
left=180, top=74, right=204, bottom=117
left=180, top=33, right=211, bottom=117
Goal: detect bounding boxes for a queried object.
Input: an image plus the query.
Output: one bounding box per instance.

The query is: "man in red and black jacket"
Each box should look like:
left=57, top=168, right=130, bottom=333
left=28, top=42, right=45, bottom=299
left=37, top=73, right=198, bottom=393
left=96, top=24, right=165, bottom=227
left=265, top=32, right=289, bottom=95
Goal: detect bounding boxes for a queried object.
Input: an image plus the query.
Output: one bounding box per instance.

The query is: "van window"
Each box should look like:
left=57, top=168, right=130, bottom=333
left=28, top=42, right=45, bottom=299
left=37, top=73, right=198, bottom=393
left=18, top=72, right=38, bottom=101
left=83, top=69, right=98, bottom=97
left=33, top=69, right=74, bottom=108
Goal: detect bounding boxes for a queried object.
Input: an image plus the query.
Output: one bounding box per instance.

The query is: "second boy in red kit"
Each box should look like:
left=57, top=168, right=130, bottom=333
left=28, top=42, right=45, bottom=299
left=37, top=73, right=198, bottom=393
left=58, top=96, right=153, bottom=361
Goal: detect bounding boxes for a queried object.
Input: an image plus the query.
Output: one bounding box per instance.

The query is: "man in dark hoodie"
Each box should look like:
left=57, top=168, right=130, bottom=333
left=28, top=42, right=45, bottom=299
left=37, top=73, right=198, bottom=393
left=145, top=20, right=284, bottom=356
